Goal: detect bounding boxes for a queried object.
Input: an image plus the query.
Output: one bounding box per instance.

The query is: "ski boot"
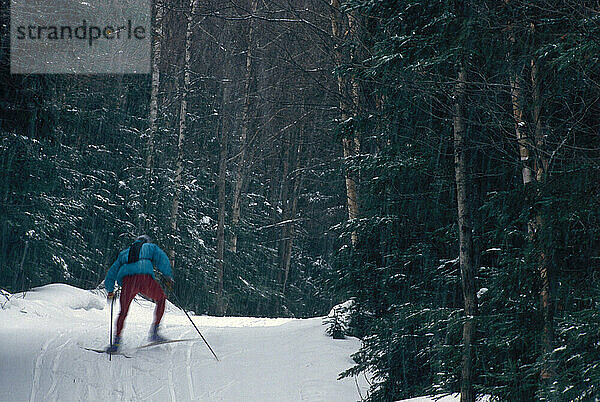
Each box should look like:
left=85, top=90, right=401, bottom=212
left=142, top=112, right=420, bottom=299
left=149, top=325, right=168, bottom=343
left=106, top=335, right=121, bottom=354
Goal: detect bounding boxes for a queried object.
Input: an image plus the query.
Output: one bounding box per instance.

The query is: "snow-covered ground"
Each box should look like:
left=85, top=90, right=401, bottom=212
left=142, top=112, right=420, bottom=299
left=0, top=284, right=368, bottom=401
left=0, top=283, right=485, bottom=402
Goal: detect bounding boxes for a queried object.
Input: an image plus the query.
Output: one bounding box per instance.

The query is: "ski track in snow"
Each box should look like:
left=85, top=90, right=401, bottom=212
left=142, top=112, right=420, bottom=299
left=198, top=379, right=237, bottom=400
left=29, top=334, right=55, bottom=402
left=185, top=334, right=196, bottom=400
left=44, top=335, right=71, bottom=400
left=140, top=383, right=166, bottom=401
left=167, top=345, right=177, bottom=402
left=299, top=379, right=326, bottom=401
left=124, top=354, right=135, bottom=400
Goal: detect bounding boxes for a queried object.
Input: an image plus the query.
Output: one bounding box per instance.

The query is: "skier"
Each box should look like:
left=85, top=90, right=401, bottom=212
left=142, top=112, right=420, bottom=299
left=104, top=234, right=174, bottom=353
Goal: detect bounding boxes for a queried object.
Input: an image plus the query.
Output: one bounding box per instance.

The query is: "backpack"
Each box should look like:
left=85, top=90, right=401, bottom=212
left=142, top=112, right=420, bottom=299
left=127, top=239, right=148, bottom=264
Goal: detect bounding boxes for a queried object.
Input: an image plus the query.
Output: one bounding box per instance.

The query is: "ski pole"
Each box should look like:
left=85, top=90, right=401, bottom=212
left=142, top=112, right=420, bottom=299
left=109, top=295, right=114, bottom=362
left=170, top=291, right=219, bottom=361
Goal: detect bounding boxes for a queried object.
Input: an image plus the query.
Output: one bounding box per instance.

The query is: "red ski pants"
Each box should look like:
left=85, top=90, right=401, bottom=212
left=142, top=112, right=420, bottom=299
left=116, top=274, right=166, bottom=336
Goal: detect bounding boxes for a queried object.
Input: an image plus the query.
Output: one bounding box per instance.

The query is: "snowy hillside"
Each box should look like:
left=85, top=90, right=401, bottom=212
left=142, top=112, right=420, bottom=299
left=0, top=284, right=369, bottom=401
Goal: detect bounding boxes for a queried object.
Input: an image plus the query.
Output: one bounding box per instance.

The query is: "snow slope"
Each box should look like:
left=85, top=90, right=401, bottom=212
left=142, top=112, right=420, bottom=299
left=0, top=284, right=368, bottom=401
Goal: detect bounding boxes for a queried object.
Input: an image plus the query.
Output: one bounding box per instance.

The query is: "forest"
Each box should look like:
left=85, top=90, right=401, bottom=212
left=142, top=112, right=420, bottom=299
left=2, top=0, right=600, bottom=400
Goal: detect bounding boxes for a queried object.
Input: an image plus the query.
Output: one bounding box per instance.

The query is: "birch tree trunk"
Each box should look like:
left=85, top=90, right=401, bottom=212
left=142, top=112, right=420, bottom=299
left=531, top=41, right=552, bottom=380
left=230, top=0, right=258, bottom=253
left=453, top=64, right=477, bottom=402
left=509, top=74, right=535, bottom=187
left=331, top=0, right=360, bottom=246
left=148, top=3, right=163, bottom=169
left=144, top=0, right=164, bottom=232
left=508, top=20, right=553, bottom=379
left=168, top=0, right=199, bottom=266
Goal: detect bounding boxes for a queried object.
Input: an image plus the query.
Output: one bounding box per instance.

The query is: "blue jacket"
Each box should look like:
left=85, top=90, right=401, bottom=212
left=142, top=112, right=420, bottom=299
left=104, top=242, right=173, bottom=293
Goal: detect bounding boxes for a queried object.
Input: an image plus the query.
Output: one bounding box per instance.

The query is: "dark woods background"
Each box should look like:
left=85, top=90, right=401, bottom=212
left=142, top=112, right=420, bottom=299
left=0, top=0, right=345, bottom=317
left=2, top=0, right=600, bottom=400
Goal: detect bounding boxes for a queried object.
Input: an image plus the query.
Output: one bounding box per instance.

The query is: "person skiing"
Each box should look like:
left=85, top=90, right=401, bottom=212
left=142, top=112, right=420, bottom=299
left=104, top=234, right=174, bottom=353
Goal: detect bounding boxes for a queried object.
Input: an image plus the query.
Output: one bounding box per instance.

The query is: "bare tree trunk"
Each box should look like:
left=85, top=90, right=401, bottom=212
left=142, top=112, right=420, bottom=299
left=453, top=64, right=477, bottom=402
left=531, top=55, right=547, bottom=184
left=281, top=143, right=303, bottom=295
left=347, top=10, right=361, bottom=246
left=507, top=13, right=535, bottom=191
left=531, top=46, right=552, bottom=380
left=331, top=0, right=360, bottom=246
left=147, top=1, right=163, bottom=174
left=348, top=11, right=361, bottom=117
left=508, top=19, right=553, bottom=379
left=230, top=0, right=258, bottom=253
left=216, top=83, right=230, bottom=316
left=144, top=0, right=164, bottom=232
left=341, top=137, right=359, bottom=245
left=277, top=132, right=291, bottom=285
left=17, top=240, right=29, bottom=291
left=168, top=0, right=199, bottom=266
left=509, top=74, right=535, bottom=187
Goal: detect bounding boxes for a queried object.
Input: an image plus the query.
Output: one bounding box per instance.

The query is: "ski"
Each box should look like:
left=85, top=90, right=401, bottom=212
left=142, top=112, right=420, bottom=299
left=83, top=347, right=132, bottom=358
left=82, top=338, right=198, bottom=356
left=136, top=338, right=198, bottom=350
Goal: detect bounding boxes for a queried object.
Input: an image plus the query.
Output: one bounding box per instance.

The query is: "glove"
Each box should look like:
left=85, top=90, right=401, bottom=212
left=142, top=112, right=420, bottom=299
left=107, top=292, right=115, bottom=300
left=164, top=278, right=174, bottom=293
